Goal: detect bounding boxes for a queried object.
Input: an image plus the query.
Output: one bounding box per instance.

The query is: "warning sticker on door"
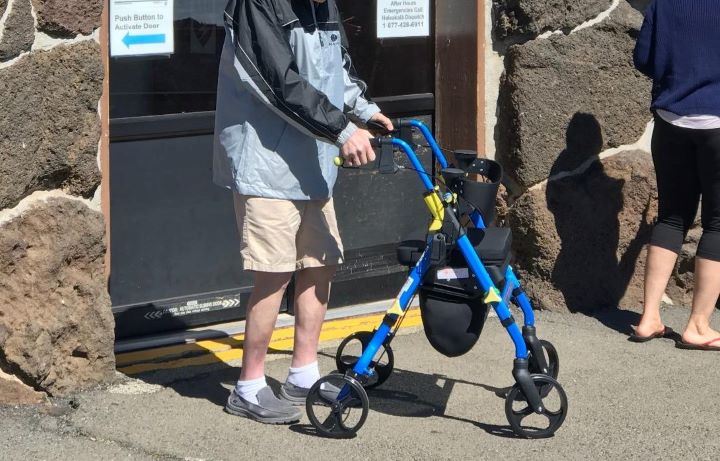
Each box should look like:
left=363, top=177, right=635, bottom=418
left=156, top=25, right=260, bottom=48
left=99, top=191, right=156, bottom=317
left=143, top=295, right=242, bottom=321
left=377, top=0, right=430, bottom=39
left=110, top=0, right=174, bottom=57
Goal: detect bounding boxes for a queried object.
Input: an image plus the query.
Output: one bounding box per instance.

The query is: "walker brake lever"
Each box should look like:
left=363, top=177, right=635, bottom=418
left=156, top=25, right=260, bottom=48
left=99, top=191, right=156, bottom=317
left=367, top=119, right=416, bottom=148
left=366, top=119, right=395, bottom=135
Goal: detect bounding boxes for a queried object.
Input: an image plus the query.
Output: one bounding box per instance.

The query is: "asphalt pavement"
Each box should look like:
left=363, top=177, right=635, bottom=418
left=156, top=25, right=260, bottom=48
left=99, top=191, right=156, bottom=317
left=1, top=305, right=718, bottom=460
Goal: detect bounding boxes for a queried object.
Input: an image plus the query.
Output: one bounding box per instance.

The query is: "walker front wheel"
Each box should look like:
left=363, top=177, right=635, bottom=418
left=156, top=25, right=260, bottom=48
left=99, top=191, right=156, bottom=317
left=529, top=339, right=559, bottom=380
left=335, top=331, right=394, bottom=388
left=306, top=374, right=369, bottom=439
left=504, top=375, right=568, bottom=439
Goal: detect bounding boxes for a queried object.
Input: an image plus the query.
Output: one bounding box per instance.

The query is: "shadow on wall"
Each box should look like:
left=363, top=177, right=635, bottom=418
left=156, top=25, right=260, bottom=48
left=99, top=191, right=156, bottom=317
left=546, top=113, right=651, bottom=323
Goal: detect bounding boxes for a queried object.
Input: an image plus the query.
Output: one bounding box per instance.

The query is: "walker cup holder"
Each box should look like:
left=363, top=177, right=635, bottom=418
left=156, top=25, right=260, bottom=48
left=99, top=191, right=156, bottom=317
left=443, top=151, right=503, bottom=225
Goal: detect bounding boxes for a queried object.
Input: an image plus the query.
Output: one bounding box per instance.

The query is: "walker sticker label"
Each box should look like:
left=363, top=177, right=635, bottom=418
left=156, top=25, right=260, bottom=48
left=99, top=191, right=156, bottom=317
left=110, top=0, right=174, bottom=57
left=377, top=0, right=430, bottom=39
left=399, top=276, right=415, bottom=295
left=437, top=267, right=469, bottom=281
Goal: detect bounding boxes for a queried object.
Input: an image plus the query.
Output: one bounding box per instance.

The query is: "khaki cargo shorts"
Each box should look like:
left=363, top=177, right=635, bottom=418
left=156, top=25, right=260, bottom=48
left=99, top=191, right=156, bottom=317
left=233, top=193, right=345, bottom=272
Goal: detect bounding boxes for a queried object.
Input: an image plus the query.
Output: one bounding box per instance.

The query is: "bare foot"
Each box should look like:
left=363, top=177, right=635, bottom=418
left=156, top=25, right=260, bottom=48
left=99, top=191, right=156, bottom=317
left=681, top=326, right=720, bottom=346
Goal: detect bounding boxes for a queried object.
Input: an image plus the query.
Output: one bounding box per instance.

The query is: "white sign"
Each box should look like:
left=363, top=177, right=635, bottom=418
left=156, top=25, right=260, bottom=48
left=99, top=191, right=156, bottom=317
left=377, top=0, right=430, bottom=39
left=111, top=0, right=174, bottom=57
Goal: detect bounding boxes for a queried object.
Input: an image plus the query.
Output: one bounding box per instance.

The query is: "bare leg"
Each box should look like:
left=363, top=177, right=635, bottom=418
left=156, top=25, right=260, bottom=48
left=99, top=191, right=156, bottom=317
left=291, top=266, right=336, bottom=368
left=682, top=257, right=720, bottom=344
left=239, top=271, right=293, bottom=381
left=636, top=245, right=678, bottom=337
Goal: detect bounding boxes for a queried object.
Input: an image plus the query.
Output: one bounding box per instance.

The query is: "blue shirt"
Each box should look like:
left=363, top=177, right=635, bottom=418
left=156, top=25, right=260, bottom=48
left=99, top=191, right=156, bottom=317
left=634, top=0, right=720, bottom=116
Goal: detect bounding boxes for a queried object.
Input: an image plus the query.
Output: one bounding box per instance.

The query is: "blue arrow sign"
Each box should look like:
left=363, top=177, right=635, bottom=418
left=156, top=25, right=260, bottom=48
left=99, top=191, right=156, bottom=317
left=122, top=31, right=166, bottom=47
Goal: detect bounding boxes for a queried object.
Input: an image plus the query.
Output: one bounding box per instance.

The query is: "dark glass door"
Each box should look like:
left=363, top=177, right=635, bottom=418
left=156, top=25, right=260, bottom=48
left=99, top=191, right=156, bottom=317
left=109, top=0, right=435, bottom=339
left=337, top=0, right=434, bottom=99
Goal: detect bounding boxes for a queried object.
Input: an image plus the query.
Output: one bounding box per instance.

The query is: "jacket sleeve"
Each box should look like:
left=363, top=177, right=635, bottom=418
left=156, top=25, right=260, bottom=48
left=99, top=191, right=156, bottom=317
left=338, top=18, right=381, bottom=122
left=633, top=1, right=655, bottom=78
left=227, top=0, right=357, bottom=147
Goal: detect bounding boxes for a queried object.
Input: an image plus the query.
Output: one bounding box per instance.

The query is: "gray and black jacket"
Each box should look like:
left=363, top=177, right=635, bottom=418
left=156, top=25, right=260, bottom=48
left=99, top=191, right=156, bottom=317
left=213, top=0, right=380, bottom=200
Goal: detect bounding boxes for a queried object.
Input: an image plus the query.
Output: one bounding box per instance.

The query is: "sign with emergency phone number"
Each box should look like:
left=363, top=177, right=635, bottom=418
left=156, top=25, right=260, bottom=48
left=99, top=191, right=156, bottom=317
left=376, top=0, right=430, bottom=39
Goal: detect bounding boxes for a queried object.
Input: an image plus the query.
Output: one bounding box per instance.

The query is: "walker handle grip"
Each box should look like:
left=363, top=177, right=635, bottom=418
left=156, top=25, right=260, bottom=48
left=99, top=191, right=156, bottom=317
left=334, top=137, right=385, bottom=167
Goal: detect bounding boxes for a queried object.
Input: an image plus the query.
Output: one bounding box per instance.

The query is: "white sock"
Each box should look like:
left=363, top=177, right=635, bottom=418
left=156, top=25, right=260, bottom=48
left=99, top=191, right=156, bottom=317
left=287, top=361, right=320, bottom=389
left=235, top=376, right=267, bottom=405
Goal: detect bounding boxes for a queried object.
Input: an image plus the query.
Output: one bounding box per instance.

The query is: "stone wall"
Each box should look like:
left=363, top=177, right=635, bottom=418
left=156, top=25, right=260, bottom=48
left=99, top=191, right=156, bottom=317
left=491, top=0, right=691, bottom=313
left=0, top=0, right=113, bottom=402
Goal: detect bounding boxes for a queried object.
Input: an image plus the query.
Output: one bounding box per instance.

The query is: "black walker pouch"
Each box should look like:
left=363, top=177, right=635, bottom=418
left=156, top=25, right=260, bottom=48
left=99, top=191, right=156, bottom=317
left=419, top=278, right=489, bottom=357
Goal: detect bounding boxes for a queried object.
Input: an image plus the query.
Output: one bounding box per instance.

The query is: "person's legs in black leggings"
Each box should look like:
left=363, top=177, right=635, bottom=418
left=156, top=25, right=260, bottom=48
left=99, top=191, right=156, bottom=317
left=682, top=127, right=720, bottom=345
left=651, top=118, right=702, bottom=251
left=696, top=128, right=720, bottom=261
left=637, top=117, right=700, bottom=338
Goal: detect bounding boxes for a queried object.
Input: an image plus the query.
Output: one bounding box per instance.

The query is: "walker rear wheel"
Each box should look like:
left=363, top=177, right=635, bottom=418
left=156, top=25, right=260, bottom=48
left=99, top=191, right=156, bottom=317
left=306, top=373, right=369, bottom=439
left=335, top=331, right=394, bottom=388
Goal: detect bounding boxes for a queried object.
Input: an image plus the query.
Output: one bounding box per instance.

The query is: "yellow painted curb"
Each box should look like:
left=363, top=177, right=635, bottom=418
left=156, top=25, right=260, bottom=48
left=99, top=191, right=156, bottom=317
left=117, top=308, right=422, bottom=375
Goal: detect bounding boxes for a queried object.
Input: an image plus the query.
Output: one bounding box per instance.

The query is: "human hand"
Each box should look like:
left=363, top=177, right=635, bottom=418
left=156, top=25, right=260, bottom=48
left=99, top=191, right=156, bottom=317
left=369, top=112, right=394, bottom=133
left=341, top=128, right=376, bottom=166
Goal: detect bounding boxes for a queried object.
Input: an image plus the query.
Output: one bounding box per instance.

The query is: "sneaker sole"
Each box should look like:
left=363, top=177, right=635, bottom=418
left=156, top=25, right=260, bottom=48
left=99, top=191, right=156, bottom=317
left=224, top=404, right=301, bottom=424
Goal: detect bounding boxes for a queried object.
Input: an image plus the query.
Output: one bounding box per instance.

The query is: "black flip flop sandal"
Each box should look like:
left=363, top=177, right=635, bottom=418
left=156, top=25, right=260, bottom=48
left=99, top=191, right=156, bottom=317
left=628, top=326, right=675, bottom=343
left=675, top=336, right=720, bottom=351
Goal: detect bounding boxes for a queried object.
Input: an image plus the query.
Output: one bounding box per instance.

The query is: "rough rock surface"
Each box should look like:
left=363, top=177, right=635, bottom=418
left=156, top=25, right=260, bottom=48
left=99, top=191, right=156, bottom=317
left=0, top=41, right=102, bottom=210
left=509, top=150, right=657, bottom=313
left=494, top=0, right=613, bottom=39
left=495, top=183, right=511, bottom=227
left=0, top=0, right=35, bottom=61
left=664, top=224, right=720, bottom=309
left=0, top=0, right=7, bottom=19
left=496, top=2, right=651, bottom=190
left=0, top=197, right=114, bottom=397
left=665, top=226, right=701, bottom=308
left=31, top=0, right=103, bottom=37
left=0, top=375, right=46, bottom=405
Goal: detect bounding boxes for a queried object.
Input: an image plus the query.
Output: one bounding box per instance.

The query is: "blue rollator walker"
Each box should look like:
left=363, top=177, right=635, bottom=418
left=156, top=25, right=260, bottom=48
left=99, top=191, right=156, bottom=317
left=305, top=120, right=567, bottom=439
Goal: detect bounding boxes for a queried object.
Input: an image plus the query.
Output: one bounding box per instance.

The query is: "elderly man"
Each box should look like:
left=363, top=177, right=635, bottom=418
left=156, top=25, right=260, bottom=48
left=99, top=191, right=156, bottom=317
left=213, top=0, right=393, bottom=424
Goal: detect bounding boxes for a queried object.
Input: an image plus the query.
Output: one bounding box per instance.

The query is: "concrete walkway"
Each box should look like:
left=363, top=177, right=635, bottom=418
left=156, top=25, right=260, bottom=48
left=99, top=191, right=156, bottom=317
left=1, top=306, right=719, bottom=460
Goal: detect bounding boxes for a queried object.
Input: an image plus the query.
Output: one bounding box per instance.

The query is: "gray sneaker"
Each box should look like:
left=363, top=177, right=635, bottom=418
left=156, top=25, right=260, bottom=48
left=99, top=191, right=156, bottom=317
left=224, top=386, right=302, bottom=424
left=279, top=381, right=341, bottom=406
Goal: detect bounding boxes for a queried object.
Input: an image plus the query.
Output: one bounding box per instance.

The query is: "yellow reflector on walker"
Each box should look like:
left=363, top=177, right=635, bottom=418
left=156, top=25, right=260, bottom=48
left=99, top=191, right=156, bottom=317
left=386, top=300, right=404, bottom=317
left=484, top=287, right=502, bottom=305
left=423, top=192, right=444, bottom=232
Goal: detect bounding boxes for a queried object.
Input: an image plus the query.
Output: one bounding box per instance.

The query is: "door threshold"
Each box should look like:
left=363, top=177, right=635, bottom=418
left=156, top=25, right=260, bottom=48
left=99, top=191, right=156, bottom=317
left=114, top=299, right=394, bottom=354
